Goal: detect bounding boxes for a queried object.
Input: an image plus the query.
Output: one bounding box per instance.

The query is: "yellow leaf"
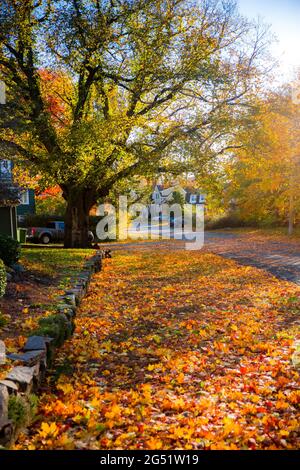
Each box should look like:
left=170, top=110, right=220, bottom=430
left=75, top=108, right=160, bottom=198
left=152, top=335, right=161, bottom=344
left=223, top=417, right=241, bottom=437
left=39, top=422, right=59, bottom=439
left=57, top=383, right=74, bottom=395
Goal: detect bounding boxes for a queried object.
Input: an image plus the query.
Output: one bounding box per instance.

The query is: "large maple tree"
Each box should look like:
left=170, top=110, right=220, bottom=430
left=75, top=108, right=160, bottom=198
left=0, top=0, right=270, bottom=246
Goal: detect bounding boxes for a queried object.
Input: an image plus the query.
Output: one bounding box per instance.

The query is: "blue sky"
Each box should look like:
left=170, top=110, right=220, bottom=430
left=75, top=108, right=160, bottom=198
left=237, top=0, right=300, bottom=81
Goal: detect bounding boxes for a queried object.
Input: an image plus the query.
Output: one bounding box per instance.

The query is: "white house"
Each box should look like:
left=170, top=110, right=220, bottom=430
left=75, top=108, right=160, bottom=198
left=151, top=184, right=205, bottom=206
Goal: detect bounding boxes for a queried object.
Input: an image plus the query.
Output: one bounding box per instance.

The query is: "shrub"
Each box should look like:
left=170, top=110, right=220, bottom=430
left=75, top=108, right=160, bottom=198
left=19, top=213, right=64, bottom=228
left=0, top=259, right=6, bottom=298
left=0, top=312, right=7, bottom=328
left=205, top=215, right=248, bottom=230
left=8, top=395, right=28, bottom=427
left=28, top=394, right=39, bottom=417
left=0, top=235, right=21, bottom=267
left=33, top=313, right=72, bottom=347
left=7, top=394, right=39, bottom=431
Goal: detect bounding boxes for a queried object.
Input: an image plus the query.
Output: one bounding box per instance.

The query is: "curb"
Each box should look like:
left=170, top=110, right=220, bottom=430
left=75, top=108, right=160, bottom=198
left=0, top=251, right=103, bottom=448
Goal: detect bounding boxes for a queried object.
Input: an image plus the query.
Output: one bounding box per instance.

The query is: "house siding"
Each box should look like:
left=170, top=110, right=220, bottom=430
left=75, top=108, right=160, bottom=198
left=17, top=189, right=36, bottom=216
left=0, top=206, right=18, bottom=239
left=0, top=159, right=18, bottom=238
left=152, top=184, right=206, bottom=206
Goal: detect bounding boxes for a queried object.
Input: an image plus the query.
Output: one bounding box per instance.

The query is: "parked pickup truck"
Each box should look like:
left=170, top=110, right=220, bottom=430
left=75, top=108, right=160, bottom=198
left=26, top=221, right=94, bottom=244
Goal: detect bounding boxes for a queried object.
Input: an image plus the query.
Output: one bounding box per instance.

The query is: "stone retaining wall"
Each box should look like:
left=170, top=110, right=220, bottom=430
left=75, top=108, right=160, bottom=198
left=0, top=251, right=103, bottom=448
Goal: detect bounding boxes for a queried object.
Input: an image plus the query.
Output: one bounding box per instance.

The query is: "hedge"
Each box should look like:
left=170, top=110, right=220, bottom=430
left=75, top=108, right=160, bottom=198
left=0, top=235, right=21, bottom=267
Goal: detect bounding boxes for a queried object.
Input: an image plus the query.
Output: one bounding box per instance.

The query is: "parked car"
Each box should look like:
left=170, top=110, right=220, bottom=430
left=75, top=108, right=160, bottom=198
left=151, top=213, right=185, bottom=228
left=26, top=221, right=94, bottom=244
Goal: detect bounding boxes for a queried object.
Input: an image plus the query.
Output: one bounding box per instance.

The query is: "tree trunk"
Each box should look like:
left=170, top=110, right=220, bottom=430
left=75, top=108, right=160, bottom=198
left=288, top=190, right=295, bottom=236
left=64, top=190, right=94, bottom=248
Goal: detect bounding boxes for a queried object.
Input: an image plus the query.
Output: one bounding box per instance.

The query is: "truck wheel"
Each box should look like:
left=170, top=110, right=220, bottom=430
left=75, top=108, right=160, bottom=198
left=40, top=234, right=51, bottom=245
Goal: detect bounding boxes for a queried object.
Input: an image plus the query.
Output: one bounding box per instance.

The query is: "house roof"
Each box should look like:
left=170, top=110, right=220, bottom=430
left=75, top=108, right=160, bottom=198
left=153, top=184, right=205, bottom=198
left=161, top=187, right=175, bottom=196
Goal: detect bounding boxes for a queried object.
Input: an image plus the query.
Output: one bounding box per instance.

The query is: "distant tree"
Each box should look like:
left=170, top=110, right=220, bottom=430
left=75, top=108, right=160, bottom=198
left=226, top=86, right=300, bottom=227
left=171, top=190, right=185, bottom=207
left=36, top=190, right=67, bottom=217
left=0, top=0, right=270, bottom=246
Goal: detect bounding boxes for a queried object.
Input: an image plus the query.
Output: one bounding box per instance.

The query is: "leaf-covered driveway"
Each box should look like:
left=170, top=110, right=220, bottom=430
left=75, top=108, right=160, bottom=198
left=204, top=231, right=300, bottom=285
left=17, top=245, right=300, bottom=450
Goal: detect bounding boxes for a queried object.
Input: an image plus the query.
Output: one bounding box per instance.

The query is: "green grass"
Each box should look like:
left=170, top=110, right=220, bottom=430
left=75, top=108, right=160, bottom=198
left=20, top=248, right=94, bottom=280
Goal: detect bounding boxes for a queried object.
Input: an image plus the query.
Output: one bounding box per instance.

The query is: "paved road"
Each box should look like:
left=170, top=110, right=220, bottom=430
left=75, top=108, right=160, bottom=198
left=100, top=231, right=300, bottom=285
left=204, top=232, right=300, bottom=285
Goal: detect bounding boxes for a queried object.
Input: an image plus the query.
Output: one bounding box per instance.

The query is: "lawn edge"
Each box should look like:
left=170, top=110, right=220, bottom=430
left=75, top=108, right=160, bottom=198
left=0, top=251, right=103, bottom=448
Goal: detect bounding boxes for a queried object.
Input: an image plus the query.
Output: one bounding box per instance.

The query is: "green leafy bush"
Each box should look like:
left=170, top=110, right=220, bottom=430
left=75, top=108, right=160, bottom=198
left=7, top=394, right=39, bottom=432
left=205, top=215, right=249, bottom=230
left=0, top=312, right=7, bottom=328
left=28, top=394, right=39, bottom=417
left=19, top=213, right=64, bottom=228
left=8, top=395, right=28, bottom=427
left=0, top=235, right=21, bottom=267
left=0, top=259, right=6, bottom=298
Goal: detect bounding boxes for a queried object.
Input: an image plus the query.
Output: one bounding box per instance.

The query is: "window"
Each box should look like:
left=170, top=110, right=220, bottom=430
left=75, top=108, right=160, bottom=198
left=57, top=222, right=65, bottom=230
left=190, top=194, right=197, bottom=204
left=0, top=160, right=12, bottom=178
left=199, top=194, right=205, bottom=203
left=20, top=190, right=29, bottom=205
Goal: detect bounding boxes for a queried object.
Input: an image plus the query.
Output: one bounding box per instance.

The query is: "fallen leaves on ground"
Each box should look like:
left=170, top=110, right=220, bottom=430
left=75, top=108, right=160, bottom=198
left=15, top=247, right=300, bottom=450
left=0, top=249, right=93, bottom=349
